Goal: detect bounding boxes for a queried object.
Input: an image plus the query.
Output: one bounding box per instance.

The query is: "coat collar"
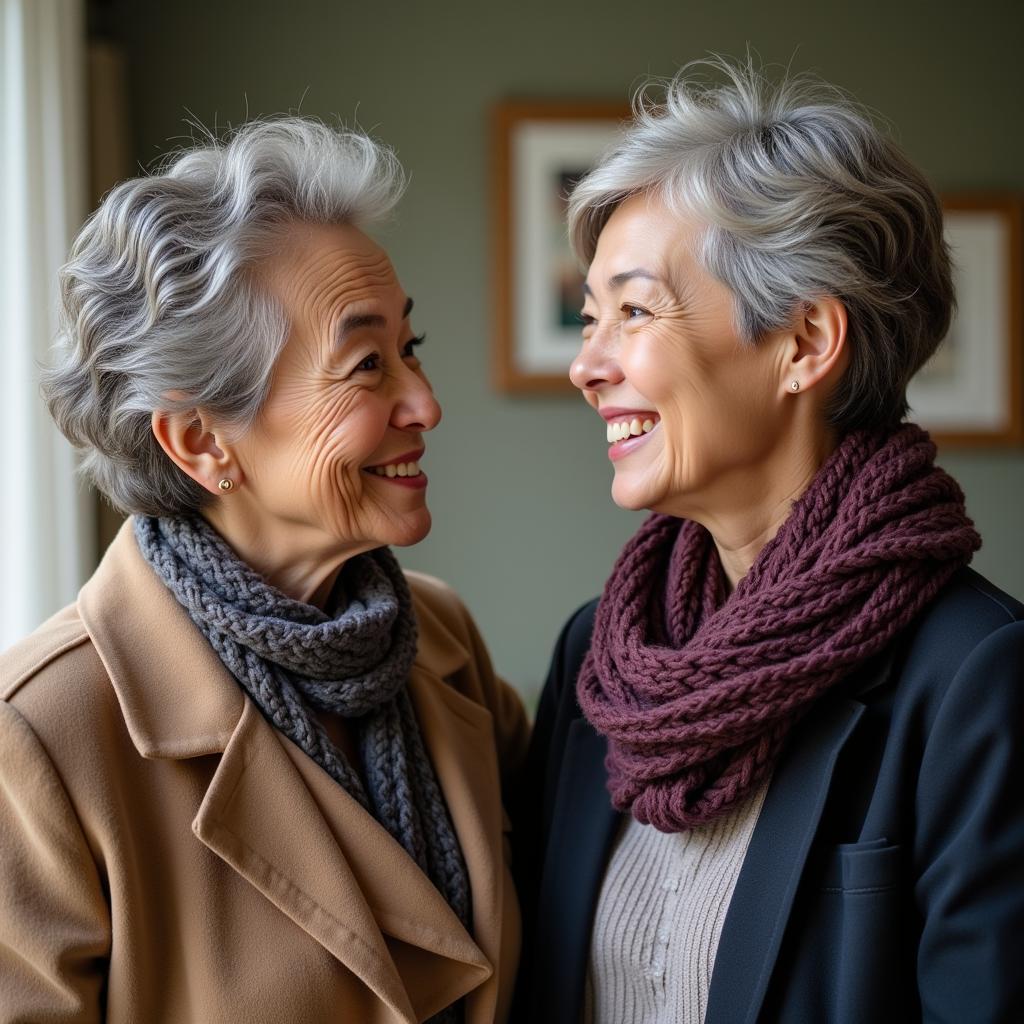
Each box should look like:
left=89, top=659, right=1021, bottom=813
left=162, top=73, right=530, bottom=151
left=78, top=520, right=471, bottom=759
left=78, top=520, right=498, bottom=1023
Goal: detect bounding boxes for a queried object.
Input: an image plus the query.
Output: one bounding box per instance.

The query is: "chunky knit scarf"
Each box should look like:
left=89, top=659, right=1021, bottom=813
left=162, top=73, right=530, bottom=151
left=134, top=514, right=472, bottom=953
left=578, top=425, right=981, bottom=832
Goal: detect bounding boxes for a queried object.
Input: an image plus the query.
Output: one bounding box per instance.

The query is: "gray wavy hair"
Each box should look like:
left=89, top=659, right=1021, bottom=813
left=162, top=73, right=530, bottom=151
left=43, top=117, right=406, bottom=516
left=568, top=57, right=953, bottom=432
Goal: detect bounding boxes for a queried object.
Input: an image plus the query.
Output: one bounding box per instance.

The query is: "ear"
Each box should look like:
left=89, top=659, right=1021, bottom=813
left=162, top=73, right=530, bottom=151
left=782, top=296, right=848, bottom=397
left=151, top=406, right=240, bottom=497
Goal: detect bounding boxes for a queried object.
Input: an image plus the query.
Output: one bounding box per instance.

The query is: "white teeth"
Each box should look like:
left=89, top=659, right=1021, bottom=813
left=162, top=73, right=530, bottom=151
left=371, top=460, right=422, bottom=478
left=606, top=417, right=659, bottom=444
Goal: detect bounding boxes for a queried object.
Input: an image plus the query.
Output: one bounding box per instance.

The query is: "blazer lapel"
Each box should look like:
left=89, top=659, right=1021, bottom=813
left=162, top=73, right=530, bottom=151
left=533, top=717, right=620, bottom=1024
left=705, top=653, right=897, bottom=1024
left=704, top=695, right=866, bottom=1024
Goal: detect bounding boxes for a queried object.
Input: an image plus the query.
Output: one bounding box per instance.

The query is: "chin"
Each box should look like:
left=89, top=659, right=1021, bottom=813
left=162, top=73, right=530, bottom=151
left=383, top=510, right=433, bottom=550
left=611, top=476, right=659, bottom=513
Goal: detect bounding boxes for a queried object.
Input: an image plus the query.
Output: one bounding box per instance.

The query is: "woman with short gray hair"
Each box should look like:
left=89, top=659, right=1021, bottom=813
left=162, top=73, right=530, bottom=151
left=515, top=59, right=1024, bottom=1023
left=0, top=118, right=527, bottom=1024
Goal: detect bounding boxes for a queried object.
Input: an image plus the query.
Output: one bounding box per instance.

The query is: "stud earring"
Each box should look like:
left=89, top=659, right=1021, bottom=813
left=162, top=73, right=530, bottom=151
left=789, top=380, right=801, bottom=393
left=218, top=478, right=234, bottom=492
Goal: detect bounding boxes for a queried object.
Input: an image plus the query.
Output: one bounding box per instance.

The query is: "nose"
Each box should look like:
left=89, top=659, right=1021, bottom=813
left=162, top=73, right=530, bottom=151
left=569, top=326, right=625, bottom=394
left=391, top=365, right=442, bottom=432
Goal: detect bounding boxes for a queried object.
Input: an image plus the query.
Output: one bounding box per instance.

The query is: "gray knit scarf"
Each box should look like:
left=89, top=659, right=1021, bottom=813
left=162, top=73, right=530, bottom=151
left=135, top=514, right=471, bottom=1016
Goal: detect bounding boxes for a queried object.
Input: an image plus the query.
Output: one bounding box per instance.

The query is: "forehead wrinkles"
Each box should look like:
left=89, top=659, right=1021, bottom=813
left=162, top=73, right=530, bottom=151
left=295, top=248, right=398, bottom=325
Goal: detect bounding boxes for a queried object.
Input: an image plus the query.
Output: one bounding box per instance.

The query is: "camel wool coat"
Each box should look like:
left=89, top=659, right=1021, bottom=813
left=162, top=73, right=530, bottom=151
left=0, top=521, right=529, bottom=1024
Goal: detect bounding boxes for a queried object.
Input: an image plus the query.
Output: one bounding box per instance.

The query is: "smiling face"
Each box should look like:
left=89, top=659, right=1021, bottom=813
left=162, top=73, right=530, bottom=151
left=571, top=192, right=795, bottom=521
left=231, top=221, right=441, bottom=559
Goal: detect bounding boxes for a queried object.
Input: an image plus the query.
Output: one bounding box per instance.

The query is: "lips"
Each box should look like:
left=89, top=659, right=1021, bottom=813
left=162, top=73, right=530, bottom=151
left=597, top=407, right=660, bottom=423
left=597, top=407, right=661, bottom=462
left=363, top=448, right=427, bottom=485
left=599, top=408, right=661, bottom=444
left=364, top=448, right=425, bottom=471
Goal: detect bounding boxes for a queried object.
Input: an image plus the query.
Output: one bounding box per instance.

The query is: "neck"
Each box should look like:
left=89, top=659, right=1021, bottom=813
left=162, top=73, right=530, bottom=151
left=202, top=504, right=372, bottom=609
left=673, top=426, right=838, bottom=592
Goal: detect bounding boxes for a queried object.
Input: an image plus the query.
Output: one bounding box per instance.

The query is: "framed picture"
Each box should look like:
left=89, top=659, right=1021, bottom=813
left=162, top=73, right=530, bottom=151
left=492, top=101, right=629, bottom=392
left=908, top=195, right=1022, bottom=446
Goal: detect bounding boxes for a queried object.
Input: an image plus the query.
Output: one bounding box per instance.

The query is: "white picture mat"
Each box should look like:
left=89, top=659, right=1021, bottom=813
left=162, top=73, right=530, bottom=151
left=512, top=120, right=621, bottom=375
left=907, top=211, right=1010, bottom=431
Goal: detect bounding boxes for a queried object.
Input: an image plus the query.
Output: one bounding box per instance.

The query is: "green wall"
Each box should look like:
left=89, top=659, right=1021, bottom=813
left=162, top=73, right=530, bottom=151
left=111, top=0, right=1024, bottom=699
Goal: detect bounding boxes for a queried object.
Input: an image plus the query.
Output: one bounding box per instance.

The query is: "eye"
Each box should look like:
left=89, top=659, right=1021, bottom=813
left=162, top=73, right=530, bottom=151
left=577, top=312, right=597, bottom=326
left=621, top=303, right=651, bottom=320
left=402, top=333, right=426, bottom=358
left=355, top=353, right=382, bottom=373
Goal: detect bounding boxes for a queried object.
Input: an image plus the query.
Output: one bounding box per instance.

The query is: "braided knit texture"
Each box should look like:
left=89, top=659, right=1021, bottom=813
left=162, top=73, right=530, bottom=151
left=134, top=514, right=472, bottom=942
left=577, top=425, right=981, bottom=832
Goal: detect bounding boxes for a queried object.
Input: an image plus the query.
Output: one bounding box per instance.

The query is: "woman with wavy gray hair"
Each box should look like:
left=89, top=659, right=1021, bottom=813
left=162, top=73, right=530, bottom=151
left=0, top=118, right=527, bottom=1024
left=514, top=59, right=1024, bottom=1023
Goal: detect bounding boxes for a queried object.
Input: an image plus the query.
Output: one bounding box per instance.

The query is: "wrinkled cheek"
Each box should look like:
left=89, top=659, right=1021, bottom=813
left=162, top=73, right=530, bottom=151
left=625, top=345, right=707, bottom=485
left=309, top=445, right=366, bottom=536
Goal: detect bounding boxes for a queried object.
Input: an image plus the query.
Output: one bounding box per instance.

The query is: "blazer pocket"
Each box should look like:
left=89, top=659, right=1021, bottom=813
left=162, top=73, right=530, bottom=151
left=819, top=838, right=904, bottom=893
left=781, top=841, right=916, bottom=1023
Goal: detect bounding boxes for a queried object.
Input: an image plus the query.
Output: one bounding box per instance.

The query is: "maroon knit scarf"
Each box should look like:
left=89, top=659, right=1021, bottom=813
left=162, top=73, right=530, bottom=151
left=577, top=424, right=981, bottom=831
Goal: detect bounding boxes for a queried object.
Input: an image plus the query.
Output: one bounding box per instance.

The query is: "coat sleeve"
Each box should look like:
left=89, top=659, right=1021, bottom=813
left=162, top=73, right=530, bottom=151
left=0, top=701, right=109, bottom=1024
left=914, top=620, right=1024, bottom=1022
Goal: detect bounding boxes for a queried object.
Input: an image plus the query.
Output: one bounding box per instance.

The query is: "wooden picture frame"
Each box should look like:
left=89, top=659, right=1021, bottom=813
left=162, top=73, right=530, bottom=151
left=491, top=101, right=629, bottom=393
left=908, top=195, right=1023, bottom=447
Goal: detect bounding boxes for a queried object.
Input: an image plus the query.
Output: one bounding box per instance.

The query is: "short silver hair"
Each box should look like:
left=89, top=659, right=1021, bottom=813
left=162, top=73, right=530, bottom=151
left=569, top=57, right=953, bottom=432
left=43, top=117, right=406, bottom=515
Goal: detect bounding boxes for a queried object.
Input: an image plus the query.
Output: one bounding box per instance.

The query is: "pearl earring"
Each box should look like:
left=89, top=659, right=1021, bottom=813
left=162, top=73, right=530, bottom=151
left=789, top=380, right=801, bottom=393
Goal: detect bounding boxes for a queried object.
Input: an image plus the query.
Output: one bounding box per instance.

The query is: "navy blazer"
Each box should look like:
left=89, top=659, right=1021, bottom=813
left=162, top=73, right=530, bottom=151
left=512, top=568, right=1024, bottom=1023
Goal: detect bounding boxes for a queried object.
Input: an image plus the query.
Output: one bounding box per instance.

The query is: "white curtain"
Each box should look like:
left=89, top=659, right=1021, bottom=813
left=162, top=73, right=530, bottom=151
left=0, top=0, right=94, bottom=652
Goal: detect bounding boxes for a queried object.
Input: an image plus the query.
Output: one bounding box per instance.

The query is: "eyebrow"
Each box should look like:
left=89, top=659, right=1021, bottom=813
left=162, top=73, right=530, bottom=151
left=582, top=268, right=662, bottom=297
left=335, top=296, right=414, bottom=346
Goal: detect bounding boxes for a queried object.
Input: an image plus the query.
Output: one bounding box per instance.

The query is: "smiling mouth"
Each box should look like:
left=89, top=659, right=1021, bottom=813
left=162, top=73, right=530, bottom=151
left=366, top=459, right=422, bottom=479
left=605, top=414, right=659, bottom=444
left=363, top=449, right=427, bottom=486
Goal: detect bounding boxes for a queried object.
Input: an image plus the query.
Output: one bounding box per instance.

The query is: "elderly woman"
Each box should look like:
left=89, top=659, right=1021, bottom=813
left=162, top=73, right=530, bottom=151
left=514, top=61, right=1024, bottom=1023
left=0, top=119, right=527, bottom=1023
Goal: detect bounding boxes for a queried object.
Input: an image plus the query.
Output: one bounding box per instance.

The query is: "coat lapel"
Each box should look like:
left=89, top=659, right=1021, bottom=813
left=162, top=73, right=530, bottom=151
left=704, top=694, right=867, bottom=1024
left=194, top=695, right=492, bottom=1024
left=78, top=522, right=499, bottom=1023
left=192, top=698, right=423, bottom=1022
left=408, top=663, right=509, bottom=1023
left=533, top=716, right=620, bottom=1024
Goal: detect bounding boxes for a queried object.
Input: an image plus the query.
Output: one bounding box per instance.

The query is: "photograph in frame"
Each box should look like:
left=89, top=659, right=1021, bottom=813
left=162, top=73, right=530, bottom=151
left=492, top=101, right=629, bottom=393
